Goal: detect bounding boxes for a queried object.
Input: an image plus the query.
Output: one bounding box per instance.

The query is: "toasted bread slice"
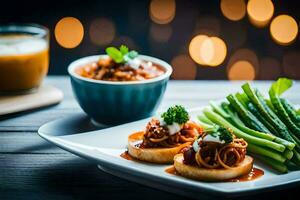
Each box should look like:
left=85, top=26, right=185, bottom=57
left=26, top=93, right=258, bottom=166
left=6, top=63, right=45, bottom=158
left=128, top=132, right=191, bottom=164
left=174, top=153, right=253, bottom=181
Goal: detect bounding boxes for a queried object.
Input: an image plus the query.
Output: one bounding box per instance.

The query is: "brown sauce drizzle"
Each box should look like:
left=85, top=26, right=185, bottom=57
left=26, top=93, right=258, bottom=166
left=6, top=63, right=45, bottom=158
left=165, top=166, right=179, bottom=175
left=226, top=168, right=264, bottom=182
left=165, top=166, right=264, bottom=182
left=120, top=151, right=134, bottom=160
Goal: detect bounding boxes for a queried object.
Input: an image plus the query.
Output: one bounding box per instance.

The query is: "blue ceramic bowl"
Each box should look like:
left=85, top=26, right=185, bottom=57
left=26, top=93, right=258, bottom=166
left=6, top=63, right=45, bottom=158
left=68, top=55, right=172, bottom=125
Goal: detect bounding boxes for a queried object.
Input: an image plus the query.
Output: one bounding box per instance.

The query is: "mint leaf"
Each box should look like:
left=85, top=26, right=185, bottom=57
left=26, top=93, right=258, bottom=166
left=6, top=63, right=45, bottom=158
left=105, top=45, right=139, bottom=64
left=271, top=78, right=293, bottom=96
left=106, top=47, right=124, bottom=63
left=127, top=50, right=138, bottom=59
left=120, top=45, right=129, bottom=55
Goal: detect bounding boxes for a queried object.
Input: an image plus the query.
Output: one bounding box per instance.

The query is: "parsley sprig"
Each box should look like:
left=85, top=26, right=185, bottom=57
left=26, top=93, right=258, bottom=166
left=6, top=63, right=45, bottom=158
left=105, top=45, right=138, bottom=64
left=161, top=105, right=189, bottom=125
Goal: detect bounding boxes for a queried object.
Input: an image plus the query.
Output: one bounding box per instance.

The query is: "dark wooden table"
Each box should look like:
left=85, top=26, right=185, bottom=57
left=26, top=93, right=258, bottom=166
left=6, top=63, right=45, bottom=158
left=1, top=76, right=300, bottom=200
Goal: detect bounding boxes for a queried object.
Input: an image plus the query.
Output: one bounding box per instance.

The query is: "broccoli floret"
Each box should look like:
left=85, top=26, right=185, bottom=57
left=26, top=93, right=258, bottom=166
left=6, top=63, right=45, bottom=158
left=161, top=105, right=189, bottom=125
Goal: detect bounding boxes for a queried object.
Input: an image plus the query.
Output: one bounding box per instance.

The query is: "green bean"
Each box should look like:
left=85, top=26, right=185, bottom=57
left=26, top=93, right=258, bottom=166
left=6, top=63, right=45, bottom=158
left=242, top=83, right=295, bottom=143
left=221, top=102, right=245, bottom=127
left=248, top=102, right=279, bottom=136
left=196, top=117, right=215, bottom=130
left=203, top=108, right=286, bottom=152
left=283, top=149, right=294, bottom=160
left=274, top=137, right=295, bottom=151
left=227, top=94, right=269, bottom=132
left=197, top=115, right=214, bottom=125
left=269, top=89, right=300, bottom=138
left=224, top=101, right=294, bottom=150
left=210, top=101, right=230, bottom=119
left=254, top=155, right=288, bottom=173
left=281, top=98, right=300, bottom=127
left=235, top=92, right=249, bottom=108
left=247, top=143, right=286, bottom=163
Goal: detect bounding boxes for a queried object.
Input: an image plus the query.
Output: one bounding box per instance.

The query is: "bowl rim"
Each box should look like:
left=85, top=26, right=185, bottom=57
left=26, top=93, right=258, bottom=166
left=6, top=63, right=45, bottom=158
left=68, top=55, right=173, bottom=85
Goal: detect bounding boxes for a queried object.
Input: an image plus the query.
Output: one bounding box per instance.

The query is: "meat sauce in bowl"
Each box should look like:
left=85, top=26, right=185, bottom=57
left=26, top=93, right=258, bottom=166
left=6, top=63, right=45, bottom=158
left=75, top=57, right=165, bottom=82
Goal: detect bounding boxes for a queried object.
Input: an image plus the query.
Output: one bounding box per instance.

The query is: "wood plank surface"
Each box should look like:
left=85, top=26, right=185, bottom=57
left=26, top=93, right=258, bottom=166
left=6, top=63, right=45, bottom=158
left=1, top=76, right=300, bottom=200
left=0, top=85, right=63, bottom=116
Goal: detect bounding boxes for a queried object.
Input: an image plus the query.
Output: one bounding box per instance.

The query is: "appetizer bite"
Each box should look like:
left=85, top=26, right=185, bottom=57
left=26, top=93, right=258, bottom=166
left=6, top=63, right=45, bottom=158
left=76, top=45, right=165, bottom=81
left=128, top=105, right=202, bottom=163
left=174, top=126, right=253, bottom=181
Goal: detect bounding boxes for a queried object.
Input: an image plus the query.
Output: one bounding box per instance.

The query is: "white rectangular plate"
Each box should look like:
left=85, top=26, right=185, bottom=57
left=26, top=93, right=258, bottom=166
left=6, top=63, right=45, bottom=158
left=38, top=107, right=300, bottom=198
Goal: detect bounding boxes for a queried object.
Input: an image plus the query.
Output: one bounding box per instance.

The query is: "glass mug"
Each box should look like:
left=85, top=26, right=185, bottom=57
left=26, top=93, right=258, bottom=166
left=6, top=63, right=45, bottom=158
left=0, top=24, right=49, bottom=93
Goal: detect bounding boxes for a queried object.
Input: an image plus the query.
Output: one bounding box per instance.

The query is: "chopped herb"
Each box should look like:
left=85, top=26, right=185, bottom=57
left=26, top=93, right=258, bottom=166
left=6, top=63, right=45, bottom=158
left=209, top=127, right=233, bottom=144
left=161, top=105, right=189, bottom=125
left=105, top=45, right=139, bottom=64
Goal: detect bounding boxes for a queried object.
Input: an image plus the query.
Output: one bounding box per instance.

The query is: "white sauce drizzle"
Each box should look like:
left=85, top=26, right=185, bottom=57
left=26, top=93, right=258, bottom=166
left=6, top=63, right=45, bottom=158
left=203, top=134, right=225, bottom=144
left=192, top=134, right=225, bottom=152
left=127, top=57, right=141, bottom=70
left=158, top=117, right=182, bottom=135
left=167, top=123, right=182, bottom=135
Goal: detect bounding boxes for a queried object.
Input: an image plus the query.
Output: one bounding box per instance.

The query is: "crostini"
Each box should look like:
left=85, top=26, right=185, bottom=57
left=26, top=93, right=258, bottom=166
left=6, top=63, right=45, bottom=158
left=128, top=105, right=203, bottom=163
left=174, top=126, right=253, bottom=181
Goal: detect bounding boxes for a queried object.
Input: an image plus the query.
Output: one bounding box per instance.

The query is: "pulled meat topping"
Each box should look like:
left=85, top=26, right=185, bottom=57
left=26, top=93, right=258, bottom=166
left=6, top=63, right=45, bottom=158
left=76, top=58, right=164, bottom=81
left=141, top=118, right=201, bottom=148
left=182, top=133, right=247, bottom=169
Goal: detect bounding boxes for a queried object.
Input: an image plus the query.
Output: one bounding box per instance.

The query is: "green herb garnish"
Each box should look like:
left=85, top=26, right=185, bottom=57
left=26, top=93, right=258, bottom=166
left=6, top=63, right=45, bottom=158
left=119, top=45, right=129, bottom=55
left=161, top=105, right=189, bottom=125
left=105, top=45, right=138, bottom=64
left=217, top=127, right=233, bottom=143
left=206, top=126, right=233, bottom=144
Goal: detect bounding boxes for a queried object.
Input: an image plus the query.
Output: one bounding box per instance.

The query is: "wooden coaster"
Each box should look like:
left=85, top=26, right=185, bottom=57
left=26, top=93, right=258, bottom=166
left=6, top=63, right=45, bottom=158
left=0, top=85, right=63, bottom=115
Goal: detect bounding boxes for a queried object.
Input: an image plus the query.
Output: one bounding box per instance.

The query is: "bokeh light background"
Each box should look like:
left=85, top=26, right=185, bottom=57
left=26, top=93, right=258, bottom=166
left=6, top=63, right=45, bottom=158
left=2, top=0, right=300, bottom=80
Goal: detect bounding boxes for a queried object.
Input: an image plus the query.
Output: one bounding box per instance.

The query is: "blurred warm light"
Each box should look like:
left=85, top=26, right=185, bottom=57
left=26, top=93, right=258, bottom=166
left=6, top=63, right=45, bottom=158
left=270, top=15, right=298, bottom=45
left=189, top=35, right=227, bottom=67
left=171, top=55, right=197, bottom=80
left=194, top=16, right=220, bottom=36
left=200, top=38, right=214, bottom=64
left=209, top=37, right=227, bottom=66
left=227, top=48, right=259, bottom=74
left=150, top=0, right=176, bottom=24
left=247, top=0, right=274, bottom=27
left=89, top=18, right=115, bottom=46
left=220, top=0, right=246, bottom=21
left=150, top=23, right=172, bottom=43
left=189, top=35, right=209, bottom=65
left=259, top=57, right=281, bottom=80
left=54, top=17, right=84, bottom=48
left=283, top=51, right=300, bottom=79
left=228, top=60, right=256, bottom=80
